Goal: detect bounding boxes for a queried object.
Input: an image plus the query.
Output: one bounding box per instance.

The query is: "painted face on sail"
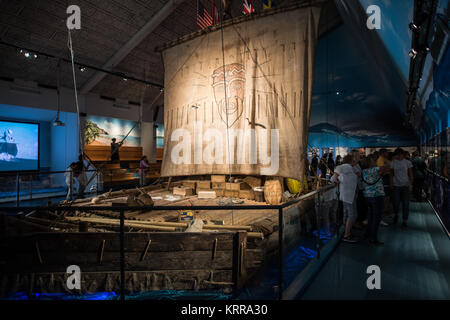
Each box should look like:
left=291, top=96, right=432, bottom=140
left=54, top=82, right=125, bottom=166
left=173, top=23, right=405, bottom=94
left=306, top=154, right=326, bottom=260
left=212, top=63, right=245, bottom=127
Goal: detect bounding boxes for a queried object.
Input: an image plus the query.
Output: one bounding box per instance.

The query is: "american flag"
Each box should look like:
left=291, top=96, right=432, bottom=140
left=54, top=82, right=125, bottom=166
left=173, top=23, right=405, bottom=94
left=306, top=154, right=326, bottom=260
left=243, top=0, right=255, bottom=15
left=197, top=0, right=213, bottom=29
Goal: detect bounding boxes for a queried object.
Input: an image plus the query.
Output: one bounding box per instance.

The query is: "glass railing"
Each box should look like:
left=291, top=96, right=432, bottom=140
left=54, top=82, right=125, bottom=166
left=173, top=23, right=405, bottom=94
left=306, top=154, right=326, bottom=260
left=425, top=169, right=450, bottom=237
left=0, top=184, right=339, bottom=300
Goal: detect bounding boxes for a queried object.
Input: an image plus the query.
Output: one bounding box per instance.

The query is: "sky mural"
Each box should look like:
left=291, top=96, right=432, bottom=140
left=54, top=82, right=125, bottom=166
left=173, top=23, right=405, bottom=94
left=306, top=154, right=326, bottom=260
left=308, top=0, right=419, bottom=148
left=358, top=0, right=414, bottom=82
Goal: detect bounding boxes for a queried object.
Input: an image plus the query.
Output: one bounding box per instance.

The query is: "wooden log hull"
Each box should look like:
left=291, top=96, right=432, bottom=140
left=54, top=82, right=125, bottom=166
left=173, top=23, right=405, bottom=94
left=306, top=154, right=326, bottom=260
left=0, top=231, right=262, bottom=297
left=0, top=189, right=329, bottom=298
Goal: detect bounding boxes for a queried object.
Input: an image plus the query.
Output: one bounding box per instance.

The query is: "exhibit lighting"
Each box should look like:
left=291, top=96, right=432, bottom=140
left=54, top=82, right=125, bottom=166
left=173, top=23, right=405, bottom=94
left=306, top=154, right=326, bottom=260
left=409, top=48, right=418, bottom=58
left=409, top=22, right=420, bottom=32
left=19, top=49, right=38, bottom=59
left=53, top=119, right=65, bottom=127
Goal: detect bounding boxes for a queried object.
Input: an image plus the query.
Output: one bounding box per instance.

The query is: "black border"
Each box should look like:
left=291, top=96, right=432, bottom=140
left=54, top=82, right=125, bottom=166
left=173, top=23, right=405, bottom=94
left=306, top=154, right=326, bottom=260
left=0, top=118, right=40, bottom=173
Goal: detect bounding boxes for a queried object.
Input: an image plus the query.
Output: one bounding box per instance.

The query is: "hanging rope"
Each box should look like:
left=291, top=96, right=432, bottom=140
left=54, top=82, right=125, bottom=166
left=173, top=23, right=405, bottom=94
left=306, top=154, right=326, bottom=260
left=219, top=0, right=237, bottom=223
left=67, top=28, right=83, bottom=157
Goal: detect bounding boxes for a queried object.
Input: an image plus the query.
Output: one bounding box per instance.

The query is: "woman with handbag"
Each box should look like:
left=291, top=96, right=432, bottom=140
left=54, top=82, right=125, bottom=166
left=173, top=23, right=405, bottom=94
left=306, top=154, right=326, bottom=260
left=360, top=156, right=391, bottom=246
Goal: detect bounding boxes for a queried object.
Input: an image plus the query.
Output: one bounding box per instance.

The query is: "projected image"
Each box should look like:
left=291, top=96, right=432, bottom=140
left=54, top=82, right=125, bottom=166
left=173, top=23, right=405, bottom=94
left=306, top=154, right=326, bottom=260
left=156, top=123, right=164, bottom=148
left=84, top=115, right=141, bottom=147
left=0, top=120, right=39, bottom=171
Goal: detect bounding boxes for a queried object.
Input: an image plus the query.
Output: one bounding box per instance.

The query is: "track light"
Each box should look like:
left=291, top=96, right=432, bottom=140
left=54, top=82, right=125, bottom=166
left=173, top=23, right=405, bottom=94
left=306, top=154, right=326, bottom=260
left=79, top=66, right=87, bottom=72
left=160, top=88, right=164, bottom=92
left=53, top=119, right=65, bottom=127
left=19, top=49, right=38, bottom=59
left=409, top=48, right=418, bottom=58
left=409, top=45, right=430, bottom=59
left=191, top=104, right=199, bottom=110
left=409, top=22, right=420, bottom=32
left=122, top=77, right=128, bottom=81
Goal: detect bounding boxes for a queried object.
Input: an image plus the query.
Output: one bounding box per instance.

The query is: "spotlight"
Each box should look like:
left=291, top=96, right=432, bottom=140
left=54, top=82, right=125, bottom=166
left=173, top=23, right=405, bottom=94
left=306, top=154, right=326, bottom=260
left=409, top=48, right=418, bottom=58
left=52, top=119, right=65, bottom=127
left=19, top=49, right=38, bottom=59
left=79, top=66, right=87, bottom=72
left=122, top=77, right=128, bottom=81
left=191, top=104, right=199, bottom=110
left=335, top=90, right=343, bottom=96
left=160, top=88, right=164, bottom=92
left=409, top=22, right=420, bottom=32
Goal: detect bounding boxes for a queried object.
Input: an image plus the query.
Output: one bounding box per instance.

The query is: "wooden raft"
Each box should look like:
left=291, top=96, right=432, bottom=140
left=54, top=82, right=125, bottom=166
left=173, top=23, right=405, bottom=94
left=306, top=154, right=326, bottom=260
left=0, top=231, right=262, bottom=296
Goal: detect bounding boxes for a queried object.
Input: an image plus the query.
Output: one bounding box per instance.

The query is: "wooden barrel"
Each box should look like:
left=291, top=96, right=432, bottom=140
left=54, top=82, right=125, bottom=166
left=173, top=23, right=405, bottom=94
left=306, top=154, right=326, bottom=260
left=264, top=180, right=282, bottom=205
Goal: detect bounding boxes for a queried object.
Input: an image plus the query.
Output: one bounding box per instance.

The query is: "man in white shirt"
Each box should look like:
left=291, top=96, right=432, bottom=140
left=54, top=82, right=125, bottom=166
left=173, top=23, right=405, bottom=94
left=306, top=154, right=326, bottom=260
left=65, top=163, right=76, bottom=201
left=332, top=154, right=359, bottom=243
left=390, top=148, right=413, bottom=227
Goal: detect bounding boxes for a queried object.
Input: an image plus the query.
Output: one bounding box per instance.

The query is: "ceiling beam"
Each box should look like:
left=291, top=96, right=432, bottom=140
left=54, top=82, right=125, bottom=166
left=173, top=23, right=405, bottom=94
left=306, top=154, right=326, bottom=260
left=80, top=0, right=186, bottom=94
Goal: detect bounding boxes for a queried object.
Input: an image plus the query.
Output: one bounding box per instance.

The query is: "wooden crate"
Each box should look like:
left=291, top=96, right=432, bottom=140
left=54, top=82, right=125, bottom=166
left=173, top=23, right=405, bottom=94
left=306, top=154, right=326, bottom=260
left=173, top=186, right=194, bottom=196
left=239, top=189, right=255, bottom=200
left=224, top=190, right=239, bottom=198
left=243, top=176, right=262, bottom=188
left=211, top=175, right=226, bottom=183
left=225, top=183, right=241, bottom=191
left=212, top=182, right=226, bottom=189
left=180, top=180, right=197, bottom=189
left=198, top=190, right=217, bottom=199
left=197, top=181, right=211, bottom=190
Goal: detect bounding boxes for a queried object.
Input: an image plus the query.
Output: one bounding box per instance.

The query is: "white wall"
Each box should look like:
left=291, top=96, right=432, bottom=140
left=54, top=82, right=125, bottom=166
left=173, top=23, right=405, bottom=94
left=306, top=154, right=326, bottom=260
left=0, top=78, right=161, bottom=168
left=141, top=121, right=156, bottom=163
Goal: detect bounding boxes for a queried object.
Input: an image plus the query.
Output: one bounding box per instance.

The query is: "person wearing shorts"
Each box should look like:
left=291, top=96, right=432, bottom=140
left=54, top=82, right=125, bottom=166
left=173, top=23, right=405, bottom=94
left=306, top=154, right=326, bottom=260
left=332, top=154, right=359, bottom=243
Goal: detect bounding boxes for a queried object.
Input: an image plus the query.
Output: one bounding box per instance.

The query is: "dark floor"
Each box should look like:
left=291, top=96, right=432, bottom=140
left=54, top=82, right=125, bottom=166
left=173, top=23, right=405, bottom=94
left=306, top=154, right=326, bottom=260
left=301, top=201, right=450, bottom=300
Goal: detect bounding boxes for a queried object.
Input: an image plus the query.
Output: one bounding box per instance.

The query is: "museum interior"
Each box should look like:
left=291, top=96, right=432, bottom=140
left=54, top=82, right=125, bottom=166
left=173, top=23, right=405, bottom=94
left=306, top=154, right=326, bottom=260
left=0, top=0, right=448, bottom=301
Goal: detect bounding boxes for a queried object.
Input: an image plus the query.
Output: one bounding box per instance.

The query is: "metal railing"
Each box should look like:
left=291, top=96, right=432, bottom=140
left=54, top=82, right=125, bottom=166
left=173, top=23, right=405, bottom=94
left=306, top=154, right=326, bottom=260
left=0, top=169, right=102, bottom=206
left=0, top=184, right=339, bottom=301
left=425, top=169, right=450, bottom=237
left=0, top=166, right=160, bottom=206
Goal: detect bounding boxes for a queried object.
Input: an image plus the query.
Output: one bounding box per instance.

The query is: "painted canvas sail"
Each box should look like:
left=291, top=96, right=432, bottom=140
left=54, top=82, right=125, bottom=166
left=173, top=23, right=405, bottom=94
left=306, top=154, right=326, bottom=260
left=161, top=5, right=322, bottom=180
